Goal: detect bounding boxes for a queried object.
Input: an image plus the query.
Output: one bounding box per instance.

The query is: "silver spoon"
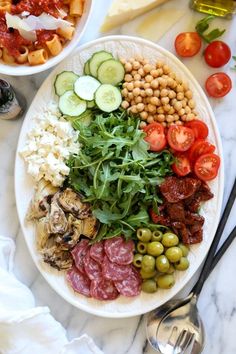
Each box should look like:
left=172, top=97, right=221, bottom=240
left=146, top=178, right=236, bottom=353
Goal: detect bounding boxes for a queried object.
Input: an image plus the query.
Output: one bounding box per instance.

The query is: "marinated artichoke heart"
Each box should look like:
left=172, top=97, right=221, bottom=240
left=28, top=186, right=99, bottom=271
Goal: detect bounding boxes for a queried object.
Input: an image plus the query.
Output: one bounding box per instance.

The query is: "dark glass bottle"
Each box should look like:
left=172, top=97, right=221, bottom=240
left=0, top=79, right=26, bottom=120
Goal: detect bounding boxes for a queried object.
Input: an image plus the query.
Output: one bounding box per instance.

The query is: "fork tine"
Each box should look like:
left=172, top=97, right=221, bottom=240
left=182, top=332, right=195, bottom=353
left=183, top=333, right=195, bottom=354
left=173, top=330, right=187, bottom=354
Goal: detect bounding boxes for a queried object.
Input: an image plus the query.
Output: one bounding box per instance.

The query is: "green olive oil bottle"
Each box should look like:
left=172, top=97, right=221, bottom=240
left=190, top=0, right=236, bottom=17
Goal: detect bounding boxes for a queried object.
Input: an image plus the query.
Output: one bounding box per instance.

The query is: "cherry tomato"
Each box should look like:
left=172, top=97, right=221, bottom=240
left=172, top=154, right=191, bottom=176
left=143, top=122, right=167, bottom=152
left=194, top=153, right=220, bottom=181
left=204, top=41, right=231, bottom=68
left=167, top=125, right=195, bottom=152
left=185, top=120, right=208, bottom=140
left=174, top=32, right=202, bottom=57
left=189, top=140, right=215, bottom=163
left=205, top=73, right=232, bottom=98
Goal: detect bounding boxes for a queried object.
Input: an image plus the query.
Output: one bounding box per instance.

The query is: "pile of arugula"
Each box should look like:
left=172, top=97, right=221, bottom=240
left=67, top=109, right=174, bottom=241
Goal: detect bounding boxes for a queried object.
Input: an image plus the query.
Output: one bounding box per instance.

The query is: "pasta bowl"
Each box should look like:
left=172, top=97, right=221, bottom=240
left=0, top=0, right=93, bottom=76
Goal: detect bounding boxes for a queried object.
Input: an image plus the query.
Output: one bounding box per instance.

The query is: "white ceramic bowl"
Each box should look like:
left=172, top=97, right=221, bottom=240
left=0, top=0, right=93, bottom=76
left=15, top=36, right=224, bottom=318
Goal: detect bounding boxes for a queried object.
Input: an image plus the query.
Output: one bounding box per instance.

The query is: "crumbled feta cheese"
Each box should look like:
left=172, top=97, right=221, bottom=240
left=20, top=102, right=80, bottom=187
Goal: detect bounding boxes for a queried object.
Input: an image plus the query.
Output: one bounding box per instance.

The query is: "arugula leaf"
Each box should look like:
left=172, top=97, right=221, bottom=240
left=195, top=15, right=225, bottom=43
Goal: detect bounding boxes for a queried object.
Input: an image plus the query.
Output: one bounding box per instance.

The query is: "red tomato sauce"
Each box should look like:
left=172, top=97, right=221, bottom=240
left=11, top=0, right=64, bottom=17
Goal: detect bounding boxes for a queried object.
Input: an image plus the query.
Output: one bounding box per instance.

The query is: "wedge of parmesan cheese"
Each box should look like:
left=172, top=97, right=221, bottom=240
left=100, top=0, right=170, bottom=32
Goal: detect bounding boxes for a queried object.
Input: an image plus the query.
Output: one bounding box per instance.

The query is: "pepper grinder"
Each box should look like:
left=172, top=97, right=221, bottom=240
left=0, top=79, right=26, bottom=120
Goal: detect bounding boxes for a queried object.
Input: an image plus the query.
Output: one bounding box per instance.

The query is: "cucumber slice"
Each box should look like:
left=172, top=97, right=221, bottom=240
left=95, top=84, right=122, bottom=113
left=87, top=100, right=96, bottom=108
left=97, top=59, right=125, bottom=86
left=84, top=60, right=90, bottom=75
left=59, top=90, right=86, bottom=116
left=74, top=75, right=101, bottom=101
left=54, top=71, right=78, bottom=96
left=89, top=50, right=113, bottom=77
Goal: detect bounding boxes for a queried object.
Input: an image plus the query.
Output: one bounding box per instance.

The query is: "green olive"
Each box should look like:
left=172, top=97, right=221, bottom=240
left=174, top=257, right=190, bottom=271
left=147, top=242, right=164, bottom=257
left=162, top=232, right=179, bottom=247
left=140, top=269, right=157, bottom=279
left=156, top=255, right=170, bottom=273
left=157, top=274, right=175, bottom=289
left=133, top=254, right=143, bottom=268
left=165, top=247, right=183, bottom=263
left=137, top=228, right=152, bottom=242
left=178, top=243, right=189, bottom=257
left=141, top=255, right=156, bottom=272
left=151, top=230, right=163, bottom=242
left=137, top=241, right=148, bottom=254
left=166, top=264, right=175, bottom=274
left=141, top=279, right=157, bottom=293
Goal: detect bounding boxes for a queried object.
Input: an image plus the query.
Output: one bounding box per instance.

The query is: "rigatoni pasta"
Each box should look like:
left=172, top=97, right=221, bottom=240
left=46, top=34, right=62, bottom=56
left=28, top=49, right=48, bottom=65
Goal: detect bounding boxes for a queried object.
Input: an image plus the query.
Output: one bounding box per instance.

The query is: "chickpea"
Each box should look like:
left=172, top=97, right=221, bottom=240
left=130, top=105, right=138, bottom=114
left=154, top=89, right=160, bottom=97
left=185, top=90, right=193, bottom=99
left=145, top=88, right=154, bottom=97
left=122, top=82, right=128, bottom=88
left=176, top=84, right=184, bottom=92
left=161, top=121, right=167, bottom=127
left=176, top=76, right=183, bottom=84
left=156, top=114, right=165, bottom=122
left=181, top=100, right=187, bottom=108
left=125, top=74, right=133, bottom=82
left=135, top=96, right=142, bottom=104
left=178, top=108, right=185, bottom=116
left=163, top=65, right=170, bottom=74
left=144, top=82, right=151, bottom=89
left=138, top=68, right=145, bottom=77
left=140, top=111, right=148, bottom=120
left=160, top=88, right=168, bottom=97
left=166, top=115, right=175, bottom=123
left=177, top=92, right=184, bottom=100
left=125, top=62, right=132, bottom=72
left=134, top=80, right=142, bottom=88
left=144, top=63, right=152, bottom=73
left=128, top=92, right=134, bottom=100
left=129, top=57, right=135, bottom=63
left=137, top=102, right=145, bottom=112
left=156, top=60, right=164, bottom=68
left=163, top=104, right=171, bottom=112
left=156, top=68, right=163, bottom=76
left=139, top=121, right=147, bottom=129
left=176, top=120, right=183, bottom=125
left=186, top=113, right=195, bottom=121
left=151, top=79, right=159, bottom=89
left=130, top=99, right=136, bottom=106
left=122, top=88, right=128, bottom=97
left=147, top=104, right=156, bottom=114
left=145, top=75, right=153, bottom=83
left=168, top=107, right=175, bottom=115
left=169, top=72, right=176, bottom=79
left=119, top=57, right=126, bottom=65
left=131, top=70, right=138, bottom=76
left=161, top=97, right=170, bottom=105
left=184, top=106, right=191, bottom=114
left=188, top=99, right=195, bottom=109
left=133, top=61, right=141, bottom=70
left=181, top=114, right=187, bottom=121
left=157, top=107, right=164, bottom=114
left=182, top=82, right=189, bottom=91
left=133, top=87, right=141, bottom=97
left=158, top=77, right=167, bottom=88
left=171, top=98, right=177, bottom=106
left=134, top=74, right=141, bottom=81
left=121, top=100, right=129, bottom=109
left=150, top=96, right=160, bottom=106
left=142, top=58, right=149, bottom=65
left=173, top=113, right=179, bottom=121
left=140, top=90, right=146, bottom=98
left=150, top=69, right=159, bottom=78
left=147, top=115, right=155, bottom=123
left=167, top=78, right=174, bottom=87
left=126, top=82, right=134, bottom=91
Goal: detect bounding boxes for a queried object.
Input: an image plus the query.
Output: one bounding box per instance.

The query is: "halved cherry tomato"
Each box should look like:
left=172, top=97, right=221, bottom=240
left=143, top=122, right=167, bottom=152
left=189, top=140, right=215, bottom=163
left=205, top=73, right=232, bottom=98
left=174, top=32, right=202, bottom=57
left=185, top=120, right=208, bottom=140
left=167, top=125, right=195, bottom=152
left=194, top=153, right=220, bottom=181
left=172, top=154, right=191, bottom=176
left=204, top=41, right=231, bottom=68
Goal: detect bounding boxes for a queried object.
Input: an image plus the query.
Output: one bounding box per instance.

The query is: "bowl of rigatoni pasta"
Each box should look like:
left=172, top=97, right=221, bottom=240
left=0, top=0, right=93, bottom=76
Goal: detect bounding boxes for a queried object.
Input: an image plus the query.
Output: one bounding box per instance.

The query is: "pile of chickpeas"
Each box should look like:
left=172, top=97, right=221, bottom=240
left=120, top=57, right=199, bottom=128
left=133, top=228, right=190, bottom=293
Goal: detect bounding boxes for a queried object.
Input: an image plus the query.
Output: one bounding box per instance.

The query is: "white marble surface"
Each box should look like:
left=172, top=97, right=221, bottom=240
left=1, top=0, right=236, bottom=353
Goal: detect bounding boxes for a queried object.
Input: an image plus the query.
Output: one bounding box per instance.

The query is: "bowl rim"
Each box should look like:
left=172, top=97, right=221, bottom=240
left=15, top=35, right=224, bottom=318
left=0, top=0, right=94, bottom=76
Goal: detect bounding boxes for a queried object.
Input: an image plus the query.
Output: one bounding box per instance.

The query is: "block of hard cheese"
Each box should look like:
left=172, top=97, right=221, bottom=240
left=100, top=0, right=170, bottom=32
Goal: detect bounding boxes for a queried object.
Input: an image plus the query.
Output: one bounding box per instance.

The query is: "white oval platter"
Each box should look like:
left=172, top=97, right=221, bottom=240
left=15, top=36, right=224, bottom=318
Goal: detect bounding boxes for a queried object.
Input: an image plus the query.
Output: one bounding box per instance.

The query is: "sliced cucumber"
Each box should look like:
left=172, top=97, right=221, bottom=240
left=89, top=50, right=113, bottom=78
left=95, top=84, right=122, bottom=113
left=54, top=71, right=78, bottom=96
left=87, top=100, right=96, bottom=108
left=59, top=90, right=86, bottom=116
left=74, top=75, right=101, bottom=101
left=97, top=59, right=125, bottom=86
left=84, top=60, right=90, bottom=75
left=72, top=110, right=93, bottom=129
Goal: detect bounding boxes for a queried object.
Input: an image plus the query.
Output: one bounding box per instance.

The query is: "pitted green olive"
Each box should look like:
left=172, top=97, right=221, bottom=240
left=137, top=228, right=152, bottom=242
left=137, top=241, right=148, bottom=254
left=141, top=279, right=157, bottom=293
left=162, top=232, right=179, bottom=247
left=140, top=269, right=157, bottom=279
left=178, top=243, right=190, bottom=257
left=151, top=230, right=163, bottom=242
left=133, top=254, right=143, bottom=268
left=147, top=241, right=164, bottom=257
left=141, top=255, right=156, bottom=272
left=157, top=274, right=175, bottom=289
left=165, top=247, right=183, bottom=263
left=174, top=257, right=190, bottom=271
left=156, top=255, right=170, bottom=273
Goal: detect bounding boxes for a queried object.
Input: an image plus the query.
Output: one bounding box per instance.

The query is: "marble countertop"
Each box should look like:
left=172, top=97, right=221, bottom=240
left=1, top=0, right=236, bottom=353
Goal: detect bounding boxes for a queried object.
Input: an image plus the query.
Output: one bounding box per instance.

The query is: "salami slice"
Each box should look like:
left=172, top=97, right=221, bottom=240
left=84, top=251, right=102, bottom=281
left=104, top=236, right=134, bottom=265
left=71, top=239, right=90, bottom=273
left=102, top=255, right=132, bottom=281
left=90, top=241, right=105, bottom=265
left=90, top=278, right=119, bottom=301
left=114, top=267, right=142, bottom=297
left=66, top=266, right=91, bottom=297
